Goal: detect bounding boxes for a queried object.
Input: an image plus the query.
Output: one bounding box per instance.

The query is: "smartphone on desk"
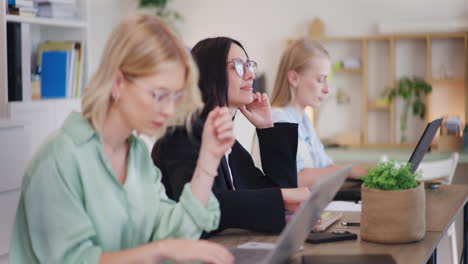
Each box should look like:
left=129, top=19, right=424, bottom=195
left=306, top=230, right=357, bottom=244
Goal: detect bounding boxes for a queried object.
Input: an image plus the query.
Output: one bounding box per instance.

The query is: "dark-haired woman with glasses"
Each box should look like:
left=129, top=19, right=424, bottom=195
left=152, top=37, right=311, bottom=235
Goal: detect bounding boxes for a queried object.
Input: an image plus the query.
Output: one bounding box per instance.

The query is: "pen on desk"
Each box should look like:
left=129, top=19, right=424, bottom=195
left=341, top=222, right=360, bottom=227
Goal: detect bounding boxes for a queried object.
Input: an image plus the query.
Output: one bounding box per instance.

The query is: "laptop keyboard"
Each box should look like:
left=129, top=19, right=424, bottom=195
left=229, top=248, right=271, bottom=264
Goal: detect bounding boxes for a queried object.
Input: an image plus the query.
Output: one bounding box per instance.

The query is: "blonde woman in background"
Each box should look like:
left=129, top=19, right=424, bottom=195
left=9, top=14, right=234, bottom=264
left=270, top=38, right=368, bottom=187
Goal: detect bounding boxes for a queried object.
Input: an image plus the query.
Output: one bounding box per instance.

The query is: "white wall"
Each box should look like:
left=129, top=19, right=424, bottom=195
left=87, top=0, right=468, bottom=149
left=88, top=0, right=139, bottom=75
left=166, top=0, right=467, bottom=149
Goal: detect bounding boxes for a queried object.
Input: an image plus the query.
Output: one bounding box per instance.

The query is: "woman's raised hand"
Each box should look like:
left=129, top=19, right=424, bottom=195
left=198, top=107, right=236, bottom=176
left=238, top=92, right=274, bottom=129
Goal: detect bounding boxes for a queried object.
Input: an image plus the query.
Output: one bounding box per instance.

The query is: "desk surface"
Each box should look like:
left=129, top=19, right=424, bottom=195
left=210, top=185, right=468, bottom=264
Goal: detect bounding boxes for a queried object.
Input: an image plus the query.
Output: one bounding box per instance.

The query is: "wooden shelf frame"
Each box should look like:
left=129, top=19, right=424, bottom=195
left=311, top=32, right=468, bottom=148
left=334, top=68, right=362, bottom=73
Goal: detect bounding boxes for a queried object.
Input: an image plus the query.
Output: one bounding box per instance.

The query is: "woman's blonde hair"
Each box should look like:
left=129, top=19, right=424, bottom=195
left=270, top=38, right=329, bottom=108
left=82, top=13, right=203, bottom=133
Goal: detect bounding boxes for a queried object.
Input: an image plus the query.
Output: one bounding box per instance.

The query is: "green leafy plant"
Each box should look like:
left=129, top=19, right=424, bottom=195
left=363, top=161, right=420, bottom=190
left=139, top=0, right=183, bottom=24
left=384, top=77, right=432, bottom=143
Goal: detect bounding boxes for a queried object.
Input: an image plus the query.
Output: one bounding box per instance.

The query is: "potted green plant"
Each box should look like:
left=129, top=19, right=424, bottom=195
left=384, top=77, right=432, bottom=143
left=360, top=160, right=425, bottom=243
left=139, top=0, right=183, bottom=24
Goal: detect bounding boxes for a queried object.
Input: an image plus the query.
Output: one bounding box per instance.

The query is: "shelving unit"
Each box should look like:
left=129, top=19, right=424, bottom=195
left=0, top=0, right=90, bottom=148
left=311, top=32, right=468, bottom=147
left=0, top=1, right=89, bottom=259
left=368, top=102, right=390, bottom=111
left=1, top=0, right=89, bottom=109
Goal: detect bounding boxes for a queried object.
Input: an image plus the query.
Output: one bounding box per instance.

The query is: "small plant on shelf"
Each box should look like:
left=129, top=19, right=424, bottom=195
left=384, top=76, right=432, bottom=143
left=139, top=0, right=183, bottom=24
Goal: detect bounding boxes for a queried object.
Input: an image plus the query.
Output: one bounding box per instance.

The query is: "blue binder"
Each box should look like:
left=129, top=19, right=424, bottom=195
left=41, top=51, right=69, bottom=99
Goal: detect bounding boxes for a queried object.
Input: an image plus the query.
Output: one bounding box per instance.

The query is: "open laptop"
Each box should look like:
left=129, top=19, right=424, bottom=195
left=407, top=118, right=443, bottom=172
left=229, top=166, right=351, bottom=264
left=335, top=118, right=443, bottom=201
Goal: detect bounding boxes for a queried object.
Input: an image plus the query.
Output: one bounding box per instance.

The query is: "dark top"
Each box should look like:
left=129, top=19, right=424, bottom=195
left=152, top=118, right=298, bottom=235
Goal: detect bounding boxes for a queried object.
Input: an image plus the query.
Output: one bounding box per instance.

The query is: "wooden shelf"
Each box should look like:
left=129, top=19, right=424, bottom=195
left=296, top=30, right=467, bottom=146
left=314, top=33, right=467, bottom=41
left=334, top=68, right=362, bottom=73
left=429, top=79, right=465, bottom=86
left=6, top=15, right=87, bottom=28
left=368, top=102, right=390, bottom=111
left=315, top=36, right=364, bottom=41
left=360, top=143, right=416, bottom=149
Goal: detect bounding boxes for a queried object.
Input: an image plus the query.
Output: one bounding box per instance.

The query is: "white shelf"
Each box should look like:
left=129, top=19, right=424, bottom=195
left=9, top=98, right=81, bottom=107
left=6, top=15, right=87, bottom=28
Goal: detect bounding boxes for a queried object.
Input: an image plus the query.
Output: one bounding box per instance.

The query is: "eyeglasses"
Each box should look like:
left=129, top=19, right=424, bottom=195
left=125, top=75, right=184, bottom=106
left=227, top=58, right=258, bottom=78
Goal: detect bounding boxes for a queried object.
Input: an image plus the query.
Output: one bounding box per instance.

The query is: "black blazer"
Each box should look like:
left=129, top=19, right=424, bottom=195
left=152, top=119, right=298, bottom=235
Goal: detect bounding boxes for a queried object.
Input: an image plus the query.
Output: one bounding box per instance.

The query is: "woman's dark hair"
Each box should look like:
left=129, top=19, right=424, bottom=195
left=191, top=37, right=249, bottom=118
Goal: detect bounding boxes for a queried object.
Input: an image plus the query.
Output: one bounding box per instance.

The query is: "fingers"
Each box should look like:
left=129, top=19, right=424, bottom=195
left=216, top=129, right=234, bottom=141
left=251, top=92, right=267, bottom=103
left=215, top=120, right=234, bottom=137
left=199, top=241, right=234, bottom=264
left=205, top=106, right=220, bottom=125
left=216, top=124, right=235, bottom=142
left=213, top=110, right=232, bottom=129
left=213, top=108, right=234, bottom=141
left=207, top=107, right=231, bottom=128
left=238, top=105, right=251, bottom=118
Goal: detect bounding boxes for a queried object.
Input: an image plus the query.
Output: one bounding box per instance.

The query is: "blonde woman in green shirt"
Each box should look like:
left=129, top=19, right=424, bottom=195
left=10, top=14, right=234, bottom=264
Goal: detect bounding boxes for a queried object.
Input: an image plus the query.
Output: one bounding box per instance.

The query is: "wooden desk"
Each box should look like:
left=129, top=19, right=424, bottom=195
left=210, top=185, right=468, bottom=264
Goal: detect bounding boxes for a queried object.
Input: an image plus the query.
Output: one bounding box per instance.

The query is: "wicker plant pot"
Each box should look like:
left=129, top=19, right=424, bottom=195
left=360, top=183, right=425, bottom=243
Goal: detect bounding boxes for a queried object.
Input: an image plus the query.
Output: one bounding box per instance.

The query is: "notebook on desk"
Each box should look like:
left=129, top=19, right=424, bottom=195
left=302, top=254, right=396, bottom=264
left=335, top=118, right=443, bottom=201
left=229, top=166, right=351, bottom=264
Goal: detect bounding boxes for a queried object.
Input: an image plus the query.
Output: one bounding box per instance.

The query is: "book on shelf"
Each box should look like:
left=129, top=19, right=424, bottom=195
left=7, top=6, right=20, bottom=15
left=36, top=1, right=78, bottom=20
left=73, top=42, right=83, bottom=98
left=37, top=41, right=83, bottom=99
left=7, top=6, right=37, bottom=17
left=41, top=50, right=69, bottom=98
left=21, top=23, right=32, bottom=101
left=34, top=0, right=76, bottom=3
left=6, top=22, right=22, bottom=101
left=15, top=0, right=34, bottom=8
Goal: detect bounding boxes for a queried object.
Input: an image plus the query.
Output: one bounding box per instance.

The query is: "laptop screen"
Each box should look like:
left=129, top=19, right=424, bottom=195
left=407, top=118, right=443, bottom=173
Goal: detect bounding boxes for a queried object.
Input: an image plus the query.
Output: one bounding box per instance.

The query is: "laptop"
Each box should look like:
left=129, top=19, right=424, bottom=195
left=335, top=118, right=443, bottom=201
left=230, top=166, right=352, bottom=264
left=407, top=118, right=443, bottom=172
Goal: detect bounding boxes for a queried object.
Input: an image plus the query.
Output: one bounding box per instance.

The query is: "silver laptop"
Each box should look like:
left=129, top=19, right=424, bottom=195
left=230, top=166, right=352, bottom=264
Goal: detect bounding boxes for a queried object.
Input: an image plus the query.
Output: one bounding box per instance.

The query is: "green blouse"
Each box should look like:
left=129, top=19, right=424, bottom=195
left=9, top=112, right=220, bottom=263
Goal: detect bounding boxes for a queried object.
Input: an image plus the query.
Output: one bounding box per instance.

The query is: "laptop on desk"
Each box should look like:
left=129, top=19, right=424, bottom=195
left=335, top=118, right=443, bottom=201
left=229, top=166, right=351, bottom=264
